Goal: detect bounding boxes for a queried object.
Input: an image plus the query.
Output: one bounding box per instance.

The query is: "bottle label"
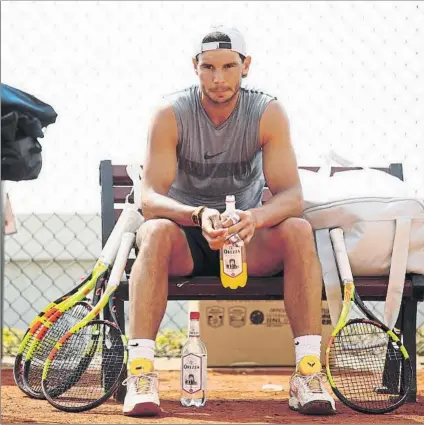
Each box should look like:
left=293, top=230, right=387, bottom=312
left=181, top=353, right=206, bottom=394
left=222, top=245, right=243, bottom=277
left=188, top=320, right=200, bottom=338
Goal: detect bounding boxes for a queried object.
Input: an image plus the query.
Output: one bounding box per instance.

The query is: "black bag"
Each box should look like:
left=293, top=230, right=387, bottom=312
left=2, top=134, right=43, bottom=182
left=1, top=84, right=57, bottom=182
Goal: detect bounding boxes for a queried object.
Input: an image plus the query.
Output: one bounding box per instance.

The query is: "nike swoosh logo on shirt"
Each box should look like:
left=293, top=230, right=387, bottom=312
left=204, top=150, right=227, bottom=160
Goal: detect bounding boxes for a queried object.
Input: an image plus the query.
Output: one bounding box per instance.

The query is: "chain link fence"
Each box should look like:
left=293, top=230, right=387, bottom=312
left=2, top=213, right=189, bottom=358
left=2, top=2, right=424, bottom=360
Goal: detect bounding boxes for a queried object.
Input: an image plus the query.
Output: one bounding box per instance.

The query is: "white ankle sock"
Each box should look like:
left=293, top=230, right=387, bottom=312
left=294, top=335, right=321, bottom=365
left=128, top=338, right=155, bottom=362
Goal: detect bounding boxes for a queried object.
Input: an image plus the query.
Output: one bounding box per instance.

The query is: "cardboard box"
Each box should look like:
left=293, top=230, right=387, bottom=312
left=199, top=300, right=333, bottom=367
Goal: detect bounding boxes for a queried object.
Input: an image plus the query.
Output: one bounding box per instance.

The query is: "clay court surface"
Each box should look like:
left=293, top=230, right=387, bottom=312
left=2, top=367, right=423, bottom=424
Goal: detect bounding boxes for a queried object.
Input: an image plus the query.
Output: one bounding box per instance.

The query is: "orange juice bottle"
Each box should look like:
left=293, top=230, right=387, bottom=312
left=219, top=195, right=248, bottom=289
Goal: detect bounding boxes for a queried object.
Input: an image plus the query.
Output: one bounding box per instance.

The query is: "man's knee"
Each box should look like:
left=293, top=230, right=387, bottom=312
left=136, top=218, right=180, bottom=248
left=278, top=217, right=313, bottom=239
left=277, top=218, right=315, bottom=253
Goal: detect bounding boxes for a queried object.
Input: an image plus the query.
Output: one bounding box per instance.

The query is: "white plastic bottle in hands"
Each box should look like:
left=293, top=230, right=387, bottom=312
left=219, top=195, right=248, bottom=289
left=180, top=312, right=207, bottom=407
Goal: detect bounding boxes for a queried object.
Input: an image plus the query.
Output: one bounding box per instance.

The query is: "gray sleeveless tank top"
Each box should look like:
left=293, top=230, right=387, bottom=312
left=166, top=85, right=276, bottom=212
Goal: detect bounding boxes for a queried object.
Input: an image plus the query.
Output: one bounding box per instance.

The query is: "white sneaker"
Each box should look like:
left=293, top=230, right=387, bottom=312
left=289, top=356, right=336, bottom=415
left=122, top=372, right=161, bottom=416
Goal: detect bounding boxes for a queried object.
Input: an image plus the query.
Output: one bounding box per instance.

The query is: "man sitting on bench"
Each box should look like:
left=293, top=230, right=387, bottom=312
left=123, top=25, right=336, bottom=417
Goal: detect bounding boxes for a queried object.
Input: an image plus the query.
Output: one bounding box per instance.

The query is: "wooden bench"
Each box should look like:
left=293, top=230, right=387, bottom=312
left=99, top=159, right=424, bottom=403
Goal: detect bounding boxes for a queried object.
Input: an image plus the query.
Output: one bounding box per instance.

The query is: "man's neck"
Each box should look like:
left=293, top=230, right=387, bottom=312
left=200, top=91, right=240, bottom=126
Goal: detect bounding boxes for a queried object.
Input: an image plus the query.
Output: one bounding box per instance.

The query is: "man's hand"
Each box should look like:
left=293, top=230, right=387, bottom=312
left=221, top=210, right=257, bottom=245
left=201, top=208, right=228, bottom=250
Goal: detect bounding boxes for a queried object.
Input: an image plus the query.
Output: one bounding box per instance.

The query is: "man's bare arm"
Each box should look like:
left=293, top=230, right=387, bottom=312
left=141, top=104, right=197, bottom=225
left=249, top=100, right=303, bottom=229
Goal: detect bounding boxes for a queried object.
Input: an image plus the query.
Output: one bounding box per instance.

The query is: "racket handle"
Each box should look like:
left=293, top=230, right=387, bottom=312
left=100, top=206, right=143, bottom=265
left=108, top=232, right=135, bottom=287
left=329, top=228, right=354, bottom=283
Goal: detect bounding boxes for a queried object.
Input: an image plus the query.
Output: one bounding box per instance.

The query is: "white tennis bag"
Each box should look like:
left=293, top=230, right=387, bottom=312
left=300, top=165, right=424, bottom=330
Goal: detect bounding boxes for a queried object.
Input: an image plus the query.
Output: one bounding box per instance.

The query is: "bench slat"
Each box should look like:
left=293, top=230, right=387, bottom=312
left=113, top=186, right=133, bottom=203
left=112, top=165, right=138, bottom=185
left=116, top=265, right=412, bottom=301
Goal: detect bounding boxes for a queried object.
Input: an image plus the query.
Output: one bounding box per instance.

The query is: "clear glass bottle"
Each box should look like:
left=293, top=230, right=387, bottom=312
left=180, top=311, right=207, bottom=407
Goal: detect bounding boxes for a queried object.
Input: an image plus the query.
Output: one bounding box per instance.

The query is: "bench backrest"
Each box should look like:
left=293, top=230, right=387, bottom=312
left=100, top=162, right=403, bottom=240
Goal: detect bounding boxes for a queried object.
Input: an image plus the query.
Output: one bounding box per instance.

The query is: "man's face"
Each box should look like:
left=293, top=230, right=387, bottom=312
left=193, top=50, right=251, bottom=105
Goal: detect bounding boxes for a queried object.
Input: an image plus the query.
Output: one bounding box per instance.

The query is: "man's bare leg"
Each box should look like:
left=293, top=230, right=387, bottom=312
left=129, top=218, right=194, bottom=340
left=279, top=218, right=322, bottom=337
left=246, top=217, right=322, bottom=336
left=124, top=218, right=194, bottom=417
left=245, top=217, right=335, bottom=414
left=247, top=217, right=322, bottom=358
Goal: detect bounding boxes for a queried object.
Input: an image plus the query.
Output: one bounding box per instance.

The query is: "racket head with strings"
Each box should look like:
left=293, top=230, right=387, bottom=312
left=327, top=228, right=412, bottom=414
left=13, top=274, right=91, bottom=395
left=45, top=289, right=129, bottom=404
left=22, top=272, right=107, bottom=399
left=327, top=317, right=413, bottom=413
left=47, top=293, right=128, bottom=403
left=41, top=233, right=134, bottom=412
left=16, top=207, right=142, bottom=397
left=41, top=319, right=126, bottom=412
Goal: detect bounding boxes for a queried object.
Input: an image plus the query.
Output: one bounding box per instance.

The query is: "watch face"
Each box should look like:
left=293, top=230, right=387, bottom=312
left=192, top=207, right=203, bottom=226
left=192, top=211, right=199, bottom=226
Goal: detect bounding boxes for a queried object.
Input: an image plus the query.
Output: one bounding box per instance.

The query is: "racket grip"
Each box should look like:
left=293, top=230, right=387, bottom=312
left=329, top=228, right=354, bottom=282
left=100, top=207, right=143, bottom=265
left=108, top=232, right=135, bottom=286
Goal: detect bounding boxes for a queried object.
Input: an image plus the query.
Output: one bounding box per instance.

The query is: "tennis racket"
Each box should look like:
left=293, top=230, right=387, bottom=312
left=17, top=205, right=143, bottom=398
left=13, top=276, right=92, bottom=396
left=41, top=232, right=135, bottom=412
left=22, top=274, right=107, bottom=399
left=326, top=228, right=413, bottom=414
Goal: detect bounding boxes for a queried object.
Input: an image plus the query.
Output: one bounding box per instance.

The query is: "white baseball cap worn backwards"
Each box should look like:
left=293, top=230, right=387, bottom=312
left=194, top=26, right=247, bottom=58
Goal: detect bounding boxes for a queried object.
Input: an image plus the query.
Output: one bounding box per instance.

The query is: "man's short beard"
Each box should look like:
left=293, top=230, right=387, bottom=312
left=203, top=82, right=241, bottom=105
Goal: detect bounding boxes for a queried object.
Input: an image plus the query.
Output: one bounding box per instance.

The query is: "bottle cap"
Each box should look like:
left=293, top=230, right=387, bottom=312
left=190, top=311, right=200, bottom=320
left=226, top=195, right=235, bottom=203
